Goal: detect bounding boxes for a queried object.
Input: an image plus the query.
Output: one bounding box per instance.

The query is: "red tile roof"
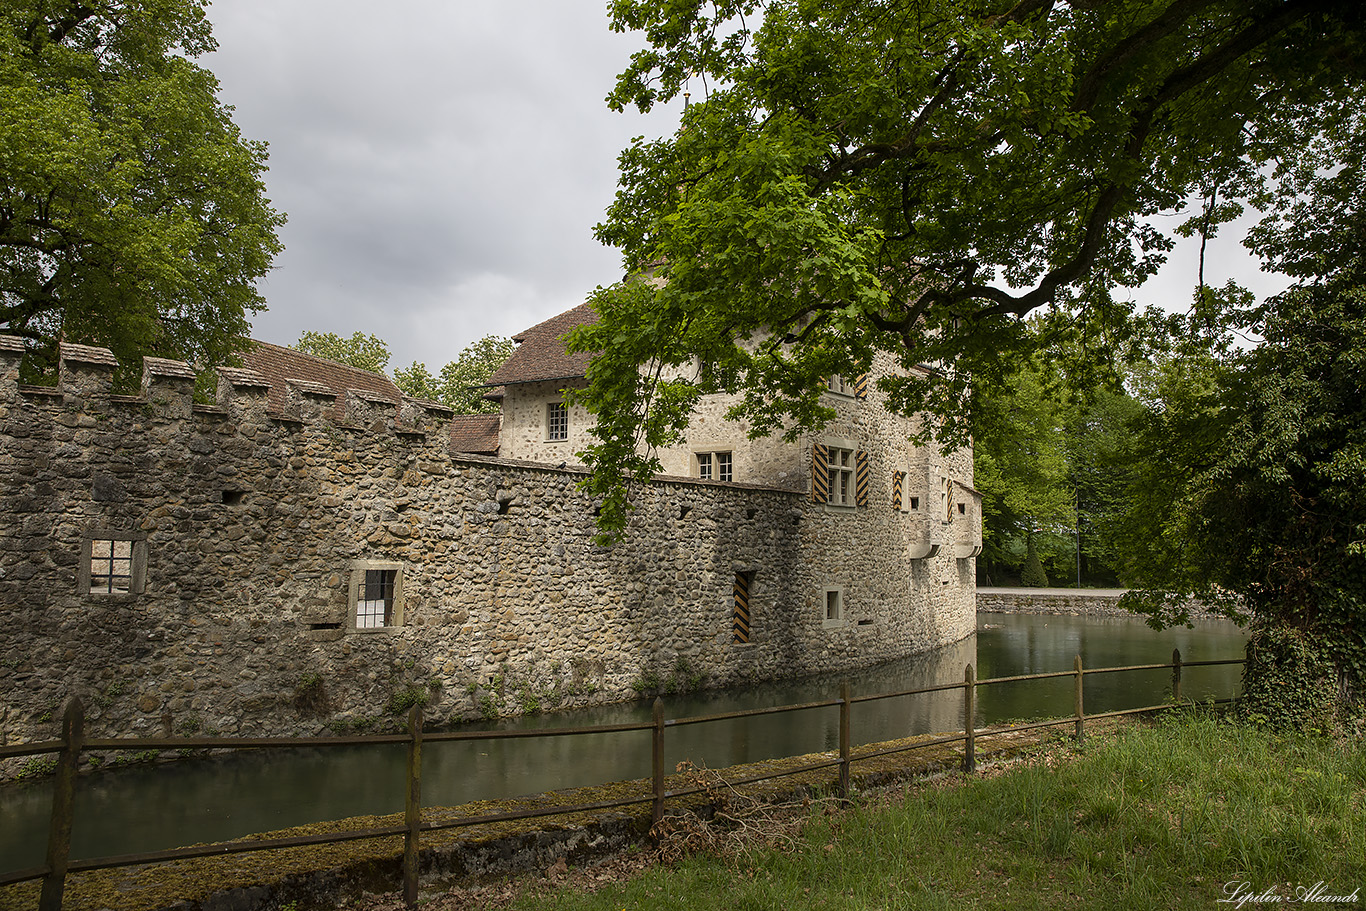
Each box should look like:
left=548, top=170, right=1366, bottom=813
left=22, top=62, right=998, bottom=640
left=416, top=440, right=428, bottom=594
left=484, top=302, right=598, bottom=387
left=240, top=340, right=404, bottom=419
left=449, top=414, right=501, bottom=454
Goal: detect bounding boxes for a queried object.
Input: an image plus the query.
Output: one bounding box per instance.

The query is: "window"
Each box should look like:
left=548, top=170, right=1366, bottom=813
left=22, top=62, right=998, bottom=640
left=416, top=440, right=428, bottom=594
left=349, top=561, right=404, bottom=630
left=811, top=442, right=868, bottom=507
left=822, top=587, right=845, bottom=628
left=827, top=374, right=869, bottom=399
left=696, top=451, right=733, bottom=482
left=80, top=535, right=146, bottom=597
left=733, top=571, right=753, bottom=644
left=546, top=402, right=568, bottom=441
left=828, top=447, right=855, bottom=506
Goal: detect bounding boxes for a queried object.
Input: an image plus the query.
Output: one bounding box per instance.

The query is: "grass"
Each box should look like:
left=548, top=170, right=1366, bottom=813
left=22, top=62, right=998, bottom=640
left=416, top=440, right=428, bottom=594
left=494, top=713, right=1366, bottom=911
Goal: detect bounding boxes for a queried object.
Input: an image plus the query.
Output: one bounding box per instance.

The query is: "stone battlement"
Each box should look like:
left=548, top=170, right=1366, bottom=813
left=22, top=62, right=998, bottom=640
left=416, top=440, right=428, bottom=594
left=0, top=339, right=456, bottom=446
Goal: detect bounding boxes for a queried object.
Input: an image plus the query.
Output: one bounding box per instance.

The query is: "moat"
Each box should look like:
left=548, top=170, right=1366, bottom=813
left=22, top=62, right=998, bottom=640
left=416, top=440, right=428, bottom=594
left=0, top=611, right=1246, bottom=871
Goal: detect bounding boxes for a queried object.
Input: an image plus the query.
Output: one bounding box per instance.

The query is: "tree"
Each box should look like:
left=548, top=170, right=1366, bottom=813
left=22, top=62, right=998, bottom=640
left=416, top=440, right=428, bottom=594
left=293, top=331, right=392, bottom=375
left=292, top=330, right=513, bottom=414
left=0, top=0, right=284, bottom=385
left=1117, top=281, right=1366, bottom=723
left=570, top=0, right=1364, bottom=537
left=393, top=335, right=513, bottom=414
left=973, top=357, right=1074, bottom=585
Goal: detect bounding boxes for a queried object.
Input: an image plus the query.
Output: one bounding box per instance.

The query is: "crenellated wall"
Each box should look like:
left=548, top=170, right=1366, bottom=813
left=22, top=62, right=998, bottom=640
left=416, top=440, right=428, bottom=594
left=0, top=340, right=975, bottom=749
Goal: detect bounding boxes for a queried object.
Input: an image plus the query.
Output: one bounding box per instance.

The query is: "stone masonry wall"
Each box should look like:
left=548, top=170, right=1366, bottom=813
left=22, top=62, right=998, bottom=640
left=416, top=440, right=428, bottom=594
left=0, top=342, right=975, bottom=747
left=976, top=588, right=1222, bottom=620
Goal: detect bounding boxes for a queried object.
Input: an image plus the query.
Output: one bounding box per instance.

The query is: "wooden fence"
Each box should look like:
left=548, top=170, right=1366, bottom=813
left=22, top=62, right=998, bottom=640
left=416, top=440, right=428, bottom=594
left=0, top=649, right=1242, bottom=910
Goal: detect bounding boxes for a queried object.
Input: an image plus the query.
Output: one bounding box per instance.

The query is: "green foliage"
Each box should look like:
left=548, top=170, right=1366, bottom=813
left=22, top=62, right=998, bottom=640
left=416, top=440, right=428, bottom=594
left=570, top=0, right=1365, bottom=539
left=973, top=352, right=1074, bottom=583
left=1020, top=534, right=1049, bottom=588
left=1118, top=276, right=1366, bottom=715
left=500, top=715, right=1366, bottom=911
left=1240, top=628, right=1342, bottom=734
left=393, top=334, right=513, bottom=414
left=0, top=0, right=284, bottom=386
left=293, top=672, right=330, bottom=718
left=385, top=685, right=430, bottom=716
left=631, top=658, right=705, bottom=697
left=292, top=331, right=391, bottom=374
left=16, top=756, right=56, bottom=780
left=325, top=715, right=377, bottom=735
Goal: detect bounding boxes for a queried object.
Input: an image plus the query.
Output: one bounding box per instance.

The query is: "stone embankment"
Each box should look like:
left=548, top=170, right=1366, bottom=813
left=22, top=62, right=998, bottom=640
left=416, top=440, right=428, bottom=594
left=976, top=587, right=1223, bottom=620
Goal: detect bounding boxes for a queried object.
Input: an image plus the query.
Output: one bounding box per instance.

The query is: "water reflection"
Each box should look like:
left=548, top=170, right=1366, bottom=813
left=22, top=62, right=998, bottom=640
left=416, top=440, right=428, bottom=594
left=0, top=612, right=1244, bottom=870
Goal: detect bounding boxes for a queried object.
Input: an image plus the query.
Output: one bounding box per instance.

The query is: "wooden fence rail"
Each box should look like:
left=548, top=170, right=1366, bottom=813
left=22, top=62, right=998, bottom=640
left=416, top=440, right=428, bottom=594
left=1, top=650, right=1244, bottom=910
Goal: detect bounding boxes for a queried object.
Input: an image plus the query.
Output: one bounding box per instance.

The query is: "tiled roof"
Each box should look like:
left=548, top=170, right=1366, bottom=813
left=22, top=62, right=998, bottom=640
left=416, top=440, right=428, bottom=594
left=484, top=302, right=598, bottom=387
left=240, top=341, right=404, bottom=419
left=449, top=414, right=501, bottom=454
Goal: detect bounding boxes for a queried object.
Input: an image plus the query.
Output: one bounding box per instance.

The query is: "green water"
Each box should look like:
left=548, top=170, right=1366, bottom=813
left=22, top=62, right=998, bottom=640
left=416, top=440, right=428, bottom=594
left=0, top=611, right=1245, bottom=871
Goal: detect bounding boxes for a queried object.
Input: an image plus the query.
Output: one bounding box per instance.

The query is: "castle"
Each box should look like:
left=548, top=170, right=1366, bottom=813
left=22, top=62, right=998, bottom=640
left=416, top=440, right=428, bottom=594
left=0, top=307, right=979, bottom=745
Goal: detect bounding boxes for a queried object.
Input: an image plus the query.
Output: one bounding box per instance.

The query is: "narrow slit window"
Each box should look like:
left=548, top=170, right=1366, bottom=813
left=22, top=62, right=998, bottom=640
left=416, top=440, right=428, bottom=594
left=733, top=571, right=753, bottom=644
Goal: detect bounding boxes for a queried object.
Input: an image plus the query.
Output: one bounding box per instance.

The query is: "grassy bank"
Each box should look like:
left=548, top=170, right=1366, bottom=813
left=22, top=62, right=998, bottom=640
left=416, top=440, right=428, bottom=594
left=487, top=714, right=1364, bottom=911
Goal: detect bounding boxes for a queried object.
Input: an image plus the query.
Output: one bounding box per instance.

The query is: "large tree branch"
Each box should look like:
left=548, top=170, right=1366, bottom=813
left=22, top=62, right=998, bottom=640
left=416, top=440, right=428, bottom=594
left=956, top=0, right=1319, bottom=319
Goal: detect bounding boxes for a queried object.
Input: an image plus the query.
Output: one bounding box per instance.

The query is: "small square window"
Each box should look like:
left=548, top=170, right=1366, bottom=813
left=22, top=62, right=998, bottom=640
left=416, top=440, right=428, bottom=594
left=546, top=402, right=568, bottom=441
left=81, top=535, right=146, bottom=597
left=910, top=496, right=920, bottom=511
left=91, top=539, right=132, bottom=594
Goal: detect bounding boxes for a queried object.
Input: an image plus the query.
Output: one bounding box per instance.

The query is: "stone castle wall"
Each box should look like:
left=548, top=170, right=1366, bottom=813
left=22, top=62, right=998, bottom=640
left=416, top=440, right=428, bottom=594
left=0, top=341, right=975, bottom=746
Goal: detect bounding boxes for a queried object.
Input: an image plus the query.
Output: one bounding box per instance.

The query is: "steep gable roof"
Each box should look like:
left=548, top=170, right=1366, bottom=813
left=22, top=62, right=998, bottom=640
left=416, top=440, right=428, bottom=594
left=240, top=340, right=403, bottom=420
left=484, top=302, right=598, bottom=387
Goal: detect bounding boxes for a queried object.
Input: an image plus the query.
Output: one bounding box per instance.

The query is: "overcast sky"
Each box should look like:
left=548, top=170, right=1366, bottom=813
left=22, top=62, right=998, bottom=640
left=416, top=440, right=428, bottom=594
left=201, top=1, right=1285, bottom=373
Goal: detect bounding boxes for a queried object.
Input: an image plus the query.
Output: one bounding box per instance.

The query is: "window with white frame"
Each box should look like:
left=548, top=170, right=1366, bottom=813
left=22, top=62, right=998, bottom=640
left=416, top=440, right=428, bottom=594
left=546, top=402, right=568, bottom=441
left=827, top=446, right=856, bottom=506
left=350, top=561, right=404, bottom=630
left=81, top=536, right=146, bottom=597
left=696, top=451, right=733, bottom=482
left=827, top=374, right=852, bottom=396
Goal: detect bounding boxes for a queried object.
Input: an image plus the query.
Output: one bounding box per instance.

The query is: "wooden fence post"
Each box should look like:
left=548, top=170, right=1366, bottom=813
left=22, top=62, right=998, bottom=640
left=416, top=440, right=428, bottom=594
left=963, top=664, right=976, bottom=774
left=1074, top=655, right=1085, bottom=742
left=651, top=698, right=665, bottom=828
left=403, top=705, right=423, bottom=909
left=1172, top=648, right=1183, bottom=703
left=838, top=679, right=851, bottom=800
left=40, top=698, right=84, bottom=911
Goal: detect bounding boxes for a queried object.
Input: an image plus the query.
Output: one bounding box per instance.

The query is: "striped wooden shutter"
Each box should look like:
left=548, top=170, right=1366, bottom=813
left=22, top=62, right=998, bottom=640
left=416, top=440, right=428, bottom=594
left=853, top=373, right=870, bottom=400
left=811, top=443, right=829, bottom=503
left=892, top=471, right=904, bottom=510
left=855, top=451, right=870, bottom=506
left=732, top=572, right=752, bottom=643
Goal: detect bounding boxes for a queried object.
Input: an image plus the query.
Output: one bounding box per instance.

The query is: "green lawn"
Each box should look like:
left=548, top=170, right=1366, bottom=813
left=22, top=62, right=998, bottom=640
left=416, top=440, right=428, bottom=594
left=494, top=714, right=1365, bottom=911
